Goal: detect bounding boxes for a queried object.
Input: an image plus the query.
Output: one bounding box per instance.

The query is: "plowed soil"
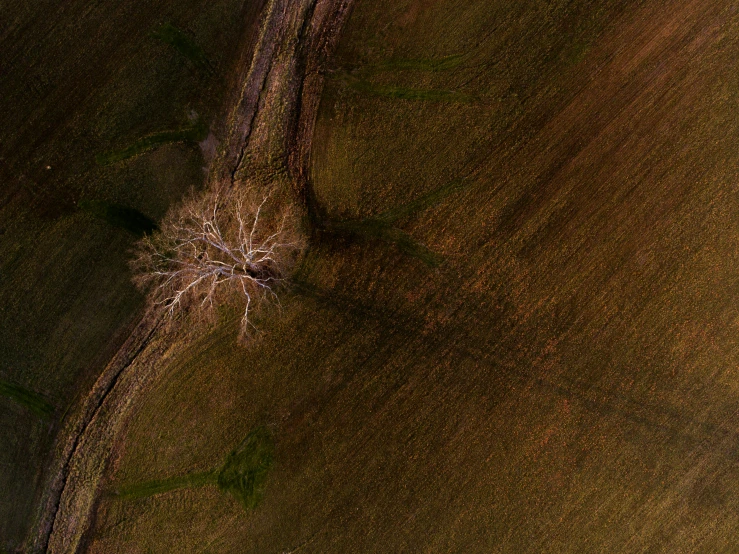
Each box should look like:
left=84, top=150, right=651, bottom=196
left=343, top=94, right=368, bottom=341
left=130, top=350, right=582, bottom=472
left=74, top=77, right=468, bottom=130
left=86, top=0, right=739, bottom=552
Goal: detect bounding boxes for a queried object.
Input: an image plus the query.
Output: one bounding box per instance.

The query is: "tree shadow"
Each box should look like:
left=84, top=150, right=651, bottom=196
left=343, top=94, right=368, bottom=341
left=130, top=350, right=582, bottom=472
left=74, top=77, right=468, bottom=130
left=307, top=178, right=468, bottom=268
left=78, top=200, right=158, bottom=236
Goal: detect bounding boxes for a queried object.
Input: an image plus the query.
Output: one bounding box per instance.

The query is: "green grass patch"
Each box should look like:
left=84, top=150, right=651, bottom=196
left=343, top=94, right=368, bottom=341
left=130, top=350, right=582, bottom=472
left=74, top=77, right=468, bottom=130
left=217, top=426, right=274, bottom=510
left=152, top=23, right=213, bottom=74
left=0, top=379, right=55, bottom=419
left=78, top=200, right=158, bottom=236
left=96, top=119, right=208, bottom=165
left=113, top=426, right=274, bottom=509
left=115, top=471, right=217, bottom=500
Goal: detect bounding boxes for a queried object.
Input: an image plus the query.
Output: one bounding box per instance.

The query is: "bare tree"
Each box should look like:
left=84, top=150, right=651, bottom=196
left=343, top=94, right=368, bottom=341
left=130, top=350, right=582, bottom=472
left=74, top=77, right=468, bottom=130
left=132, top=185, right=305, bottom=339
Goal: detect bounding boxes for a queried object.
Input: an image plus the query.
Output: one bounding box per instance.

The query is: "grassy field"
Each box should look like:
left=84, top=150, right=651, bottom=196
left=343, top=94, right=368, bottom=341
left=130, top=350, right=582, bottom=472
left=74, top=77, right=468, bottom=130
left=37, top=0, right=739, bottom=551
left=0, top=0, right=264, bottom=550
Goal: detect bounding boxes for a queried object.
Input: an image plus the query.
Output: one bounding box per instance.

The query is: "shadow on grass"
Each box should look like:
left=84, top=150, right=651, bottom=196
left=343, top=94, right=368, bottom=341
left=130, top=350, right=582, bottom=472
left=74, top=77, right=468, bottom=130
left=316, top=179, right=468, bottom=268
left=78, top=200, right=158, bottom=236
left=326, top=219, right=444, bottom=267
left=0, top=379, right=55, bottom=419
left=151, top=23, right=214, bottom=75
left=289, top=277, right=428, bottom=342
left=96, top=120, right=208, bottom=166
left=113, top=426, right=274, bottom=510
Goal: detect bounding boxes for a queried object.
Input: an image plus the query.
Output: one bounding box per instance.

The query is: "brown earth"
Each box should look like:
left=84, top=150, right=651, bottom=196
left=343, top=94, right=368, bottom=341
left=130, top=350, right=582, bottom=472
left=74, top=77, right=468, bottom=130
left=66, top=0, right=739, bottom=552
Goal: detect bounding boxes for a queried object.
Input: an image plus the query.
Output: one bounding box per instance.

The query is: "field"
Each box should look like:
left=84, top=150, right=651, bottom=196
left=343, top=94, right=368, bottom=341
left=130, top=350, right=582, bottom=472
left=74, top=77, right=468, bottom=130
left=7, top=0, right=739, bottom=551
left=0, top=0, right=263, bottom=550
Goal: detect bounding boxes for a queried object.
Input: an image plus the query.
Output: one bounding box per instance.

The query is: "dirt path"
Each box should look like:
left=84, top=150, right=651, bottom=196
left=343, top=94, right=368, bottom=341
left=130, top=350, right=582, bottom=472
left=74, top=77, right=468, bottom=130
left=28, top=1, right=355, bottom=552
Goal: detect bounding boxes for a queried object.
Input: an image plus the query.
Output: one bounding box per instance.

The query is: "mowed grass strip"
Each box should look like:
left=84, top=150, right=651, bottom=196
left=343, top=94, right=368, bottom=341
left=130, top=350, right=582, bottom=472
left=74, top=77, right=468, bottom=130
left=327, top=219, right=444, bottom=267
left=216, top=426, right=274, bottom=510
left=114, top=471, right=218, bottom=500
left=0, top=380, right=55, bottom=419
left=342, top=54, right=467, bottom=77
left=373, top=178, right=468, bottom=224
left=96, top=120, right=208, bottom=165
left=113, top=426, right=274, bottom=509
left=333, top=53, right=472, bottom=103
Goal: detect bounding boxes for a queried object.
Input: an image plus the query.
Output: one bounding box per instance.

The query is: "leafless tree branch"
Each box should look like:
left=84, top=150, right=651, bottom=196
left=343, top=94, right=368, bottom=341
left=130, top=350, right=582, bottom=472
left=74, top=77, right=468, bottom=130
left=132, top=185, right=305, bottom=340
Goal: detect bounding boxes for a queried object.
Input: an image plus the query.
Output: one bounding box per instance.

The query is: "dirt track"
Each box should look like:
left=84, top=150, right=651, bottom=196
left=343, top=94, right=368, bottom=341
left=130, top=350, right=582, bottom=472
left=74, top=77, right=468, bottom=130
left=30, top=1, right=355, bottom=552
